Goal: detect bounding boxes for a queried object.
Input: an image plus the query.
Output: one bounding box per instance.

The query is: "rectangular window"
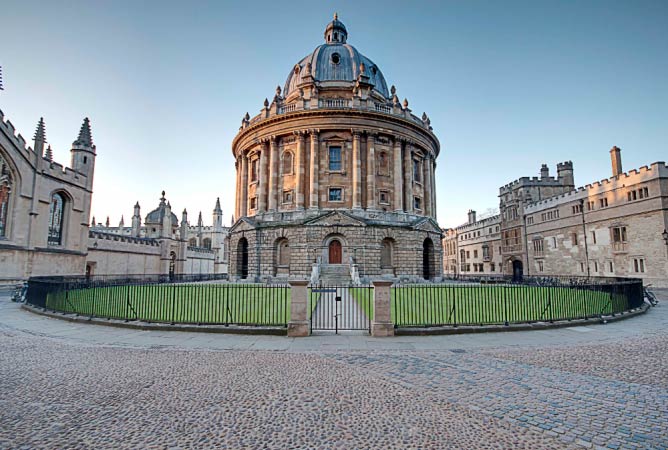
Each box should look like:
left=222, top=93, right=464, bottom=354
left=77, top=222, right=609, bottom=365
left=627, top=191, right=632, bottom=201
left=537, top=261, right=544, bottom=272
left=328, top=187, right=343, bottom=202
left=632, top=190, right=637, bottom=200
left=587, top=201, right=594, bottom=211
left=643, top=187, right=649, bottom=198
left=250, top=159, right=259, bottom=182
left=490, top=263, right=495, bottom=272
left=466, top=251, right=470, bottom=259
left=609, top=261, right=614, bottom=273
left=527, top=216, right=534, bottom=225
left=413, top=159, right=421, bottom=182
left=633, top=258, right=645, bottom=273
left=533, top=239, right=544, bottom=254
left=591, top=230, right=596, bottom=244
left=599, top=198, right=608, bottom=208
left=282, top=190, right=293, bottom=204
left=474, top=250, right=478, bottom=258
left=414, top=197, right=422, bottom=210
left=552, top=237, right=557, bottom=248
left=571, top=233, right=578, bottom=245
left=379, top=190, right=390, bottom=205
left=612, top=226, right=627, bottom=243
left=593, top=261, right=598, bottom=272
left=328, top=146, right=342, bottom=171
left=249, top=197, right=257, bottom=210
left=580, top=262, right=585, bottom=272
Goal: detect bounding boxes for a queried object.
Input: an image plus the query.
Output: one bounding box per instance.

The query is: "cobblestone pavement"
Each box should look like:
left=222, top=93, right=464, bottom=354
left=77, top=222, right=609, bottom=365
left=1, top=295, right=667, bottom=448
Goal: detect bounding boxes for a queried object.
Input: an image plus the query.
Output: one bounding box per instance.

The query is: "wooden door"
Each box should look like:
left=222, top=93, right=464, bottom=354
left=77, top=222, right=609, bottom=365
left=329, top=240, right=342, bottom=264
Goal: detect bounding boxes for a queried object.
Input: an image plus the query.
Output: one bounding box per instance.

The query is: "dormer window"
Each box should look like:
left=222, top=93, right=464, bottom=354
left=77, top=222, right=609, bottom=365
left=331, top=53, right=340, bottom=65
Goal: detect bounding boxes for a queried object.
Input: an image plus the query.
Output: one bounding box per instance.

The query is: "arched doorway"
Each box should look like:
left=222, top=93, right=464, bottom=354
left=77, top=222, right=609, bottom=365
left=423, top=238, right=434, bottom=280
left=512, top=259, right=523, bottom=282
left=329, top=239, right=342, bottom=264
left=238, top=237, right=249, bottom=279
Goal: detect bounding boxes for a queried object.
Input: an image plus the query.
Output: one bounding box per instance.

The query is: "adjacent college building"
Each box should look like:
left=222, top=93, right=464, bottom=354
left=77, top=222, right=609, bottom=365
left=443, top=148, right=668, bottom=287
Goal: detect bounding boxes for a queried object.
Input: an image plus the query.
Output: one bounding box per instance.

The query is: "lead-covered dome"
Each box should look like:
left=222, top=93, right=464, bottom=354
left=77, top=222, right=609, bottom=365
left=283, top=14, right=390, bottom=99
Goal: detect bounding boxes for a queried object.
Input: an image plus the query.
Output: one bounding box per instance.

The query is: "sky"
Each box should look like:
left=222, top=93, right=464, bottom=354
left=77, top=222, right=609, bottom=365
left=1, top=0, right=666, bottom=228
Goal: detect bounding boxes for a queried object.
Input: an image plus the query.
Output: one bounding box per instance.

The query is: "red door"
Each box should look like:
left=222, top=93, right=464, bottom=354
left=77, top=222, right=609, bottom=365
left=329, top=240, right=342, bottom=264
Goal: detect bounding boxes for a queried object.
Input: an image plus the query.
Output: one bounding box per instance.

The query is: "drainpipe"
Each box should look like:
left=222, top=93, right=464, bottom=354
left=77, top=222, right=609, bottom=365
left=523, top=213, right=530, bottom=277
left=579, top=199, right=591, bottom=277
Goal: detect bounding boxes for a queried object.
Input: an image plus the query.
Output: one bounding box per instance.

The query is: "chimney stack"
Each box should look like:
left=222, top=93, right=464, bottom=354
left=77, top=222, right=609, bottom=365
left=468, top=209, right=476, bottom=224
left=540, top=164, right=549, bottom=179
left=610, top=146, right=622, bottom=177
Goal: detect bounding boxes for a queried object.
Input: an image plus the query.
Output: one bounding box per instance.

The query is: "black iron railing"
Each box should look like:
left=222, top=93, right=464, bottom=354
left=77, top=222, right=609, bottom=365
left=393, top=278, right=644, bottom=328
left=309, top=284, right=373, bottom=333
left=26, top=276, right=288, bottom=327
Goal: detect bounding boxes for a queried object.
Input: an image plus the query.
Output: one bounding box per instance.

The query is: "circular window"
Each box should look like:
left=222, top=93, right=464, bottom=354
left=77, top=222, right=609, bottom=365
left=331, top=53, right=340, bottom=65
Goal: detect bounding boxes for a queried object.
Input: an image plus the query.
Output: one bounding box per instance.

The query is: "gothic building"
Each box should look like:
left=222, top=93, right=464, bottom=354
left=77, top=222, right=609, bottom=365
left=228, top=15, right=443, bottom=282
left=0, top=112, right=95, bottom=281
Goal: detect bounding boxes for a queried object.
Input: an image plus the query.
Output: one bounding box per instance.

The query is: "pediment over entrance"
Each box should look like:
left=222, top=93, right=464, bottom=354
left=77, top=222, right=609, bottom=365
left=413, top=217, right=442, bottom=234
left=229, top=217, right=257, bottom=233
left=304, top=211, right=366, bottom=227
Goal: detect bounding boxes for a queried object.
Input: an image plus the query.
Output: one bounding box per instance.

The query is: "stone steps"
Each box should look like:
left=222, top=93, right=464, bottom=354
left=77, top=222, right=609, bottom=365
left=319, top=264, right=352, bottom=285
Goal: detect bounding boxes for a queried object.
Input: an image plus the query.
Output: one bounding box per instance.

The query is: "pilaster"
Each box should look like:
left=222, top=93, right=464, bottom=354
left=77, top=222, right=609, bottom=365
left=393, top=137, right=403, bottom=212
left=352, top=129, right=362, bottom=209
left=258, top=140, right=269, bottom=213
left=268, top=136, right=279, bottom=211
left=240, top=152, right=249, bottom=217
left=295, top=131, right=305, bottom=210
left=366, top=132, right=376, bottom=210
left=403, top=141, right=414, bottom=213
left=309, top=130, right=319, bottom=209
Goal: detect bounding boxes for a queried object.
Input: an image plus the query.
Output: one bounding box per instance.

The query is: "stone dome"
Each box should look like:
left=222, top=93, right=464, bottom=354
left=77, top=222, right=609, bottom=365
left=283, top=15, right=390, bottom=99
left=145, top=192, right=178, bottom=226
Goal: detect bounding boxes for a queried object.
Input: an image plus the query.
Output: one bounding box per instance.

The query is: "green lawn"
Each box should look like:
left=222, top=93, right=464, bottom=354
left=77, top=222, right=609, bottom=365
left=392, top=284, right=629, bottom=327
left=45, top=284, right=290, bottom=326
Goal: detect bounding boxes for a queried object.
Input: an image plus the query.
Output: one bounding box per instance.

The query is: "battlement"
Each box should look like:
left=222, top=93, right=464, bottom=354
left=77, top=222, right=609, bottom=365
left=455, top=214, right=500, bottom=232
left=0, top=109, right=32, bottom=156
left=499, top=161, right=573, bottom=194
left=524, top=161, right=667, bottom=213
left=89, top=230, right=159, bottom=247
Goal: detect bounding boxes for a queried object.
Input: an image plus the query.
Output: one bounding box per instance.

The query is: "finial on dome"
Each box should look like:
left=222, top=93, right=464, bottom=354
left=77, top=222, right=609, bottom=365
left=390, top=85, right=396, bottom=95
left=244, top=112, right=250, bottom=120
left=334, top=12, right=338, bottom=20
left=264, top=98, right=269, bottom=108
left=359, top=62, right=366, bottom=74
left=403, top=98, right=409, bottom=108
left=276, top=85, right=281, bottom=96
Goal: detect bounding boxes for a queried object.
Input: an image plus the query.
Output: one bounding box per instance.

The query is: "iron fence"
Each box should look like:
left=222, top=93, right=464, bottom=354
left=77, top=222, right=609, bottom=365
left=26, top=277, right=288, bottom=327
left=309, top=284, right=373, bottom=333
left=393, top=278, right=644, bottom=328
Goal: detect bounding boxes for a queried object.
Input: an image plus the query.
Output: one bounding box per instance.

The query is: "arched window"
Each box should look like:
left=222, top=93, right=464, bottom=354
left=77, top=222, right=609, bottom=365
left=277, top=238, right=290, bottom=267
left=282, top=151, right=293, bottom=175
left=203, top=238, right=212, bottom=250
left=0, top=154, right=12, bottom=238
left=188, top=238, right=197, bottom=247
left=47, top=192, right=65, bottom=245
left=380, top=238, right=394, bottom=268
left=377, top=151, right=389, bottom=176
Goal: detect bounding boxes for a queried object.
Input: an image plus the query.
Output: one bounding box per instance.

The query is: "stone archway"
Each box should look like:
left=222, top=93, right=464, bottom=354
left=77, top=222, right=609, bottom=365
left=512, top=259, right=523, bottom=282
left=423, top=238, right=434, bottom=280
left=237, top=237, right=249, bottom=279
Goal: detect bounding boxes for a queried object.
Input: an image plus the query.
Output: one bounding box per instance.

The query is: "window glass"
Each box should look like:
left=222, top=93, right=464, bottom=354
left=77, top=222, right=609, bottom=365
left=48, top=193, right=65, bottom=245
left=329, top=146, right=342, bottom=171
left=329, top=188, right=342, bottom=201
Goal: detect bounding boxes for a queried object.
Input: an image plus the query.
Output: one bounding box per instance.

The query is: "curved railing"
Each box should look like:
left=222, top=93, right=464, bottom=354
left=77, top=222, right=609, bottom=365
left=392, top=276, right=644, bottom=328
left=26, top=274, right=289, bottom=327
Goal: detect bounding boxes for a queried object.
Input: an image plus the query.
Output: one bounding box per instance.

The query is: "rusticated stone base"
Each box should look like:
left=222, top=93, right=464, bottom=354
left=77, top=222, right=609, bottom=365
left=371, top=321, right=395, bottom=337
left=287, top=321, right=310, bottom=337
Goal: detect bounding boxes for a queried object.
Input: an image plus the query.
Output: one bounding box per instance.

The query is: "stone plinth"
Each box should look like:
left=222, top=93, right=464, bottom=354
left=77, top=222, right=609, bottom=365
left=288, top=280, right=309, bottom=337
left=371, top=280, right=394, bottom=337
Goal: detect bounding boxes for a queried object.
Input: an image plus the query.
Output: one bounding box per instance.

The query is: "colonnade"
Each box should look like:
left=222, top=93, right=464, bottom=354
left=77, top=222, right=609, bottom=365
left=234, top=130, right=436, bottom=220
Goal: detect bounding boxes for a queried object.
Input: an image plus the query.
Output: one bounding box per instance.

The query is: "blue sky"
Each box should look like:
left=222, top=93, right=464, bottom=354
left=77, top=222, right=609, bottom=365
left=1, top=0, right=666, bottom=228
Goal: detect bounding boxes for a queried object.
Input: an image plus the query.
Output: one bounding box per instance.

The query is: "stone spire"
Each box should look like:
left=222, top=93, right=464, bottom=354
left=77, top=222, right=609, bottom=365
left=197, top=211, right=203, bottom=227
left=73, top=117, right=93, bottom=148
left=33, top=117, right=46, bottom=156
left=105, top=216, right=110, bottom=227
left=213, top=197, right=223, bottom=230
left=132, top=202, right=142, bottom=237
left=214, top=197, right=222, bottom=213
left=180, top=209, right=188, bottom=242
left=119, top=215, right=125, bottom=228
left=91, top=216, right=96, bottom=227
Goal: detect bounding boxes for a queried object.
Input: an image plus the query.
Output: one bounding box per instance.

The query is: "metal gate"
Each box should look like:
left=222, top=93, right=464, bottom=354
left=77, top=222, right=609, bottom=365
left=309, top=284, right=372, bottom=333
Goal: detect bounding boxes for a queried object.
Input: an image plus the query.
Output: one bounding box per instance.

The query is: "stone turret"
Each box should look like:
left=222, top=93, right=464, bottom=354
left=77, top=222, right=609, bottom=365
left=610, top=146, right=622, bottom=177
left=540, top=164, right=549, bottom=179
left=468, top=209, right=477, bottom=224
left=181, top=209, right=188, bottom=242
left=213, top=197, right=223, bottom=231
left=70, top=117, right=96, bottom=189
left=556, top=161, right=574, bottom=187
left=131, top=202, right=141, bottom=237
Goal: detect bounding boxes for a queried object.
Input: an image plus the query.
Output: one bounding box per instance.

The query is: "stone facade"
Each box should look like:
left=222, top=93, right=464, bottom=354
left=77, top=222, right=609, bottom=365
left=229, top=16, right=442, bottom=282
left=443, top=210, right=503, bottom=276
left=91, top=194, right=229, bottom=276
left=0, top=112, right=95, bottom=282
left=445, top=148, right=668, bottom=287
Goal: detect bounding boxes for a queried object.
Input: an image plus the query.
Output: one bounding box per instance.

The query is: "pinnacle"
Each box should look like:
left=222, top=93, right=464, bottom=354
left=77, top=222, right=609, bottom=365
left=214, top=197, right=222, bottom=212
left=44, top=145, right=53, bottom=162
left=73, top=117, right=93, bottom=147
left=34, top=117, right=46, bottom=144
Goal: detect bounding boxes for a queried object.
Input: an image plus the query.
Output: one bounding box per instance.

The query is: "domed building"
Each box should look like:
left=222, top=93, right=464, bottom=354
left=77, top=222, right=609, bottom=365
left=229, top=15, right=443, bottom=282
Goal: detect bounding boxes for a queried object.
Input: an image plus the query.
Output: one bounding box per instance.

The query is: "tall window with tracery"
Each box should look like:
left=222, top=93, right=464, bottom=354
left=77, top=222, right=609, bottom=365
left=48, top=192, right=65, bottom=245
left=0, top=155, right=12, bottom=238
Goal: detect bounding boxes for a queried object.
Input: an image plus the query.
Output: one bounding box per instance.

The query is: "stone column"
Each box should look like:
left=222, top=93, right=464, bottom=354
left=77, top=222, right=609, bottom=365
left=287, top=280, right=309, bottom=337
left=423, top=154, right=431, bottom=217
left=309, top=130, right=319, bottom=209
left=295, top=132, right=305, bottom=210
left=258, top=141, right=269, bottom=213
left=366, top=132, right=376, bottom=210
left=431, top=159, right=437, bottom=219
left=403, top=142, right=413, bottom=213
left=240, top=152, right=248, bottom=217
left=371, top=280, right=394, bottom=337
left=234, top=156, right=240, bottom=219
left=268, top=137, right=279, bottom=211
left=393, top=138, right=403, bottom=212
left=352, top=130, right=362, bottom=209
